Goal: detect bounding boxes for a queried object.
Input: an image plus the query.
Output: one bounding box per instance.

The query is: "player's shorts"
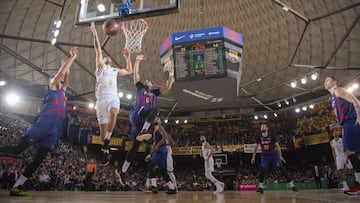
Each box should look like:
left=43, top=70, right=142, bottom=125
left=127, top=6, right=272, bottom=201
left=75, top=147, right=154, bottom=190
left=342, top=118, right=360, bottom=153
left=151, top=145, right=168, bottom=170
left=166, top=145, right=174, bottom=171
left=204, top=156, right=215, bottom=173
left=129, top=107, right=145, bottom=137
left=260, top=154, right=283, bottom=169
left=336, top=154, right=353, bottom=170
left=95, top=95, right=120, bottom=124
left=23, top=113, right=62, bottom=150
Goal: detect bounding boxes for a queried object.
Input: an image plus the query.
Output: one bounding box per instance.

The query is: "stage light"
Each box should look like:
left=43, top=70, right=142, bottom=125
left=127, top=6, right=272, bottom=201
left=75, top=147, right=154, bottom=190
left=277, top=102, right=281, bottom=108
left=51, top=37, right=57, bottom=45
left=126, top=94, right=132, bottom=100
left=118, top=92, right=124, bottom=98
left=300, top=77, right=307, bottom=84
left=282, top=6, right=289, bottom=11
left=263, top=114, right=268, bottom=119
left=184, top=120, right=188, bottom=124
left=274, top=112, right=278, bottom=117
left=290, top=81, right=297, bottom=88
left=309, top=104, right=315, bottom=109
left=311, top=72, right=318, bottom=80
left=352, top=83, right=359, bottom=89
left=6, top=93, right=20, bottom=106
left=347, top=87, right=354, bottom=93
left=295, top=108, right=300, bottom=113
left=164, top=119, right=168, bottom=124
left=88, top=103, right=95, bottom=109
left=0, top=80, right=7, bottom=86
left=254, top=115, right=258, bottom=120
left=97, top=4, right=106, bottom=12
left=284, top=99, right=289, bottom=105
left=175, top=120, right=179, bottom=124
left=302, top=106, right=307, bottom=111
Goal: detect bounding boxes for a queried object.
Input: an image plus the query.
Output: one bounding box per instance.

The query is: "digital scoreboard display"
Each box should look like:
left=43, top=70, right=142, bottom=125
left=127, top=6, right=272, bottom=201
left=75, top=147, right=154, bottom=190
left=173, top=39, right=226, bottom=81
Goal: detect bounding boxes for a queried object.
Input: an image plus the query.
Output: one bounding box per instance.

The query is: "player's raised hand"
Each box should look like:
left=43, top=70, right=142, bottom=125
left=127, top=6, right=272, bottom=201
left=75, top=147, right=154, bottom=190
left=70, top=47, right=78, bottom=58
left=136, top=54, right=144, bottom=61
left=123, top=48, right=131, bottom=58
left=90, top=22, right=97, bottom=36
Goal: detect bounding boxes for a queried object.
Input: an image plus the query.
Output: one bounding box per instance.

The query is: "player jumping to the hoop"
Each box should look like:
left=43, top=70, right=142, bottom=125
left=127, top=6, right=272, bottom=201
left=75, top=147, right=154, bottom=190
left=90, top=22, right=132, bottom=166
left=117, top=54, right=174, bottom=185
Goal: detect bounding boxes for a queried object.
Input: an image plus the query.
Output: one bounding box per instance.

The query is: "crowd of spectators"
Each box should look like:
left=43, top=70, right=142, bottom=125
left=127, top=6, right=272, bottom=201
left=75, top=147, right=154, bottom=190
left=0, top=102, right=350, bottom=192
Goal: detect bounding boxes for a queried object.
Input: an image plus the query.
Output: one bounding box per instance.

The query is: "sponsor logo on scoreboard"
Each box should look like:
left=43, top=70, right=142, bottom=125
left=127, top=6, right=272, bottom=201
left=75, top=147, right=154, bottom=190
left=174, top=35, right=186, bottom=41
left=208, top=31, right=220, bottom=36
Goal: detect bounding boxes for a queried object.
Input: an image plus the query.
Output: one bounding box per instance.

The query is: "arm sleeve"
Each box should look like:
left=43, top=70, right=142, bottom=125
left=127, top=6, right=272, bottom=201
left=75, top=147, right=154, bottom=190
left=153, top=89, right=161, bottom=96
left=272, top=133, right=277, bottom=143
left=255, top=134, right=260, bottom=144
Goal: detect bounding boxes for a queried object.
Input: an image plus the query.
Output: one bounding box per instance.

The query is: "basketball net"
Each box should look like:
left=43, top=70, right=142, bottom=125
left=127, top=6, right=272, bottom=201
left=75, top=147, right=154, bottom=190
left=121, top=18, right=148, bottom=53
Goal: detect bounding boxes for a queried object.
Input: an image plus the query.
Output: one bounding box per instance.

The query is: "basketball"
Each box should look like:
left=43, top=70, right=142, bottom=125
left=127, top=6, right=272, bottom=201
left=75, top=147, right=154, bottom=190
left=102, top=19, right=120, bottom=36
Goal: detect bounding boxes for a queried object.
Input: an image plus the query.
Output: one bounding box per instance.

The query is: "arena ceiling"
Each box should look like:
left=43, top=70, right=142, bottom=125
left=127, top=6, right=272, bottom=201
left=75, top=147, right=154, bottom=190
left=0, top=0, right=359, bottom=118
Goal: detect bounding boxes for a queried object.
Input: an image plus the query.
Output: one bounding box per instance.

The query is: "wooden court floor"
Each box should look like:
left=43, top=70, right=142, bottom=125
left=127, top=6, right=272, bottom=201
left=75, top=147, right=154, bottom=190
left=0, top=189, right=359, bottom=203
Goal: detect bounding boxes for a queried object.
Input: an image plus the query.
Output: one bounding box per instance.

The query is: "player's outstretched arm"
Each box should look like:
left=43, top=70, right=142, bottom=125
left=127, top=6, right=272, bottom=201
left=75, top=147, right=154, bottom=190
left=159, top=65, right=174, bottom=95
left=118, top=48, right=132, bottom=76
left=90, top=22, right=103, bottom=74
left=133, top=54, right=144, bottom=84
left=50, top=48, right=77, bottom=90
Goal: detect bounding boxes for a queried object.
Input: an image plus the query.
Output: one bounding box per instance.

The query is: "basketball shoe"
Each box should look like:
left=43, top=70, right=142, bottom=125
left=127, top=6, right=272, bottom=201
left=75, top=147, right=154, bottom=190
left=344, top=181, right=360, bottom=195
left=136, top=130, right=152, bottom=142
left=10, top=188, right=32, bottom=197
left=100, top=139, right=111, bottom=166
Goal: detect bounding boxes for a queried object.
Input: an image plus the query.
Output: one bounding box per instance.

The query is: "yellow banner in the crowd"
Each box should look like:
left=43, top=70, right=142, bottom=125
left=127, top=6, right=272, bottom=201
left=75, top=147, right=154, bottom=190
left=124, top=141, right=147, bottom=152
left=305, top=133, right=330, bottom=145
left=172, top=146, right=202, bottom=155
left=91, top=135, right=123, bottom=146
left=222, top=144, right=243, bottom=152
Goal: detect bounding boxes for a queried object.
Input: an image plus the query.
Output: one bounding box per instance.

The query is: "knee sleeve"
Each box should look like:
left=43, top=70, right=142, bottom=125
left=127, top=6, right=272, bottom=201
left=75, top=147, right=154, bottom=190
left=349, top=154, right=360, bottom=172
left=126, top=140, right=140, bottom=162
left=23, top=147, right=49, bottom=178
left=259, top=167, right=265, bottom=183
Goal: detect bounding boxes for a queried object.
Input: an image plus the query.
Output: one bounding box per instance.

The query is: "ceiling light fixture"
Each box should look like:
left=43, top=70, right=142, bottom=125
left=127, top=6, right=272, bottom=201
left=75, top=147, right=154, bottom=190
left=300, top=76, right=307, bottom=84
left=290, top=81, right=297, bottom=88
left=311, top=72, right=318, bottom=80
left=97, top=3, right=106, bottom=12
left=309, top=104, right=315, bottom=109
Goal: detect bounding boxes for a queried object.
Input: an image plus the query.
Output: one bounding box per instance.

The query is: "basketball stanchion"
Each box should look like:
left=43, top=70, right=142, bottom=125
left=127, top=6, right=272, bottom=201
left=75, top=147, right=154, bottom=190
left=121, top=18, right=149, bottom=53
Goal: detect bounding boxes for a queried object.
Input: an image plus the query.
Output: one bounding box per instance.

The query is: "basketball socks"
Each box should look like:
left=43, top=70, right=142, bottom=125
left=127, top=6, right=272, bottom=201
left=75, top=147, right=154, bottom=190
left=168, top=172, right=177, bottom=185
left=259, top=182, right=264, bottom=188
left=142, top=122, right=151, bottom=131
left=151, top=178, right=157, bottom=187
left=104, top=132, right=112, bottom=141
left=122, top=160, right=131, bottom=173
left=13, top=175, right=27, bottom=188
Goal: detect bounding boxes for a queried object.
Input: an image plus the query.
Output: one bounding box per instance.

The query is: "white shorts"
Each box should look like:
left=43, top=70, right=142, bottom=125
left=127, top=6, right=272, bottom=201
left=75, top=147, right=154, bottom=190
left=204, top=156, right=214, bottom=173
left=336, top=154, right=353, bottom=170
left=95, top=96, right=120, bottom=124
left=166, top=145, right=173, bottom=171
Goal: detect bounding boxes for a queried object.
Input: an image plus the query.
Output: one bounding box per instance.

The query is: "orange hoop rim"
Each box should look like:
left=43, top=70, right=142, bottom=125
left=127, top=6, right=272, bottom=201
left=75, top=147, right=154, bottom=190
left=121, top=18, right=148, bottom=35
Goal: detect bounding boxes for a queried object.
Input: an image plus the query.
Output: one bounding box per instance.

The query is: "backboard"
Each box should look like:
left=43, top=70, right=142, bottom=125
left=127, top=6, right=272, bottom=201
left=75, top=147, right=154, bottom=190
left=75, top=0, right=180, bottom=26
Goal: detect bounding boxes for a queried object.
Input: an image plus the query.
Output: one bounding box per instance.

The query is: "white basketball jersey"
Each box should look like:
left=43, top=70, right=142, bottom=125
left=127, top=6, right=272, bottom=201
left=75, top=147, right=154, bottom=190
left=331, top=138, right=345, bottom=157
left=202, top=142, right=211, bottom=160
left=95, top=65, right=118, bottom=98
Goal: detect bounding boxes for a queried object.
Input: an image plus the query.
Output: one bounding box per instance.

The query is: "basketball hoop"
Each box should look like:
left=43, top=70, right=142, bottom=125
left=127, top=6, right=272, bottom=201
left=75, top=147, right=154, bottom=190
left=121, top=18, right=148, bottom=53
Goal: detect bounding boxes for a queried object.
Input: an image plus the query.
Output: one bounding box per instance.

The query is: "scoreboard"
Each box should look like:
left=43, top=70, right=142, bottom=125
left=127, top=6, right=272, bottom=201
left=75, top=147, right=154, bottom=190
left=160, top=27, right=243, bottom=107
left=173, top=39, right=226, bottom=81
